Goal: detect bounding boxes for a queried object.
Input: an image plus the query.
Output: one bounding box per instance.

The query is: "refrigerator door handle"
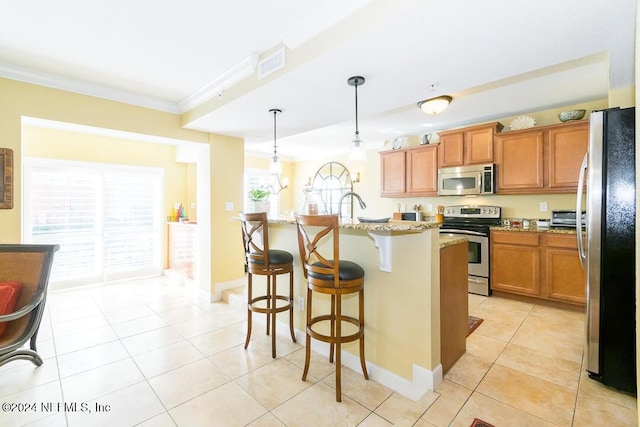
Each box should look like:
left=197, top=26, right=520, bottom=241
left=576, top=152, right=588, bottom=268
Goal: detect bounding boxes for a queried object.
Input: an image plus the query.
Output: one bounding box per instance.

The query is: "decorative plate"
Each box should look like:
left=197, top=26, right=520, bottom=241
left=509, top=115, right=536, bottom=130
left=392, top=137, right=405, bottom=150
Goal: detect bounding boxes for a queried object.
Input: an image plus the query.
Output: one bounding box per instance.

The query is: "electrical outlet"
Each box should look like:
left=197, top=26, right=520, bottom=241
left=224, top=202, right=234, bottom=212
left=540, top=202, right=548, bottom=212
left=427, top=203, right=433, bottom=213
left=295, top=296, right=304, bottom=310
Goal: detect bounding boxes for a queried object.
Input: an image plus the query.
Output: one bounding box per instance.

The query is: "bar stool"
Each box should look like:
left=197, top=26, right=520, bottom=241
left=294, top=213, right=368, bottom=402
left=239, top=212, right=296, bottom=358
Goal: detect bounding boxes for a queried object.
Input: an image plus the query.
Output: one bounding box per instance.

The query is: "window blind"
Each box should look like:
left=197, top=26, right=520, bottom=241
left=23, top=159, right=163, bottom=288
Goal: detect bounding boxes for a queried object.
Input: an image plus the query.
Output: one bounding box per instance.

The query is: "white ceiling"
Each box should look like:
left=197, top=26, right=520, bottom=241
left=0, top=0, right=635, bottom=160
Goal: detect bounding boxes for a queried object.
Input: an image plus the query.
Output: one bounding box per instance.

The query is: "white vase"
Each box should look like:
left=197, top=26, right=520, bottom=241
left=249, top=201, right=270, bottom=213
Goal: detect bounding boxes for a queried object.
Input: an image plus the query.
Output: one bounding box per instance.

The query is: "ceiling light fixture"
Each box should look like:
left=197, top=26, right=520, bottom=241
left=417, top=95, right=453, bottom=115
left=268, top=108, right=288, bottom=194
left=347, top=76, right=367, bottom=165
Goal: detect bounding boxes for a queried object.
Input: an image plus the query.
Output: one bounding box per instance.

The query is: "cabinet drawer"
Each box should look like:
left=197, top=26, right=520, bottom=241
left=543, top=234, right=578, bottom=249
left=491, top=231, right=539, bottom=246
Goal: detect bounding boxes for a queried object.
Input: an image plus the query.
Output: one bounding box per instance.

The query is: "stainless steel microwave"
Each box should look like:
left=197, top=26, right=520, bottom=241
left=438, top=164, right=495, bottom=196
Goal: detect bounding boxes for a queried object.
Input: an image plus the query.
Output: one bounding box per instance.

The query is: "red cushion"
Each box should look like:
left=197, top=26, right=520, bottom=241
left=0, top=281, right=22, bottom=337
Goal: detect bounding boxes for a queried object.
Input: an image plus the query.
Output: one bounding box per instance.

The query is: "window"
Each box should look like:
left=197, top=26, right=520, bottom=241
left=23, top=158, right=163, bottom=288
left=244, top=168, right=279, bottom=217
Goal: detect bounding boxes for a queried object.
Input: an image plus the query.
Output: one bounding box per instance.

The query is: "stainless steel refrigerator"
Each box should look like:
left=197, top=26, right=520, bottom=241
left=576, top=106, right=636, bottom=394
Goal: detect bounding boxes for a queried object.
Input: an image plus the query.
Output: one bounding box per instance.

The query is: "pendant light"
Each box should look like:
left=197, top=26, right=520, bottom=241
left=347, top=76, right=367, bottom=164
left=268, top=108, right=282, bottom=174
left=268, top=108, right=287, bottom=194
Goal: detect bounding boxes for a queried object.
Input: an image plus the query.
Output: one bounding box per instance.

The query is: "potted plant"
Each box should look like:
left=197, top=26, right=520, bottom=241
left=248, top=187, right=270, bottom=213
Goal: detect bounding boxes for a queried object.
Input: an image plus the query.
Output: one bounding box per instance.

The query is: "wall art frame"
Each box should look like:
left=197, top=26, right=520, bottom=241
left=0, top=148, right=13, bottom=209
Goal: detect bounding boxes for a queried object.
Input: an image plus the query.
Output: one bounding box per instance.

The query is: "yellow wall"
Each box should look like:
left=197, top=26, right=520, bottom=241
left=21, top=125, right=189, bottom=269
left=0, top=77, right=246, bottom=298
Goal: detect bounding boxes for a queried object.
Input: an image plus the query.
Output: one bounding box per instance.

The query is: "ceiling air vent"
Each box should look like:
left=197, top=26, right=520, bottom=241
left=258, top=48, right=285, bottom=80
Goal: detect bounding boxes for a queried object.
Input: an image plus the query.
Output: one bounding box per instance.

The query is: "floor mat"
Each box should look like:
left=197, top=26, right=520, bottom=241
left=470, top=418, right=495, bottom=427
left=467, top=316, right=484, bottom=336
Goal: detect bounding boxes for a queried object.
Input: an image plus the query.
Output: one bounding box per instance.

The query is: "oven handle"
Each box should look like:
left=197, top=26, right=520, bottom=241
left=440, top=229, right=487, bottom=237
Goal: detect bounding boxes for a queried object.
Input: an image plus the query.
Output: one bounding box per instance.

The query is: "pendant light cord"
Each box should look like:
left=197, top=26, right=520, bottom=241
left=354, top=78, right=359, bottom=138
left=273, top=109, right=277, bottom=158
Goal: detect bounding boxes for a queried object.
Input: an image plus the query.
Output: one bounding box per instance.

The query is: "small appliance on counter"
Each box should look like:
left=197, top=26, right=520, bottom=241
left=550, top=210, right=585, bottom=228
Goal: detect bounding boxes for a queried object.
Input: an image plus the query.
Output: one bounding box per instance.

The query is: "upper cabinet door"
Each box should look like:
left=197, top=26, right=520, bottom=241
left=407, top=145, right=438, bottom=195
left=438, top=132, right=464, bottom=167
left=548, top=121, right=589, bottom=190
left=465, top=126, right=496, bottom=165
left=495, top=129, right=545, bottom=192
left=380, top=150, right=406, bottom=196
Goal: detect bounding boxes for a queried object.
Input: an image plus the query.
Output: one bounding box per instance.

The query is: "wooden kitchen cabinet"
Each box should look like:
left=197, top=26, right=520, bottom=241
left=495, top=120, right=588, bottom=194
left=438, top=122, right=504, bottom=167
left=491, top=230, right=585, bottom=305
left=495, top=129, right=545, bottom=191
left=491, top=231, right=541, bottom=296
left=440, top=240, right=468, bottom=374
left=543, top=234, right=586, bottom=304
left=548, top=121, right=589, bottom=190
left=380, top=144, right=437, bottom=197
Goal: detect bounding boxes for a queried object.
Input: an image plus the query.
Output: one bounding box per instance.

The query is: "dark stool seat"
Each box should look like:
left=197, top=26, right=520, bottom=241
left=240, top=212, right=296, bottom=358
left=294, top=213, right=368, bottom=402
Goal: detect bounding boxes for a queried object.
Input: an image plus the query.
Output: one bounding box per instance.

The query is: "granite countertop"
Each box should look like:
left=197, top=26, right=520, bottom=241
left=267, top=217, right=440, bottom=232
left=439, top=235, right=467, bottom=249
left=490, top=225, right=578, bottom=235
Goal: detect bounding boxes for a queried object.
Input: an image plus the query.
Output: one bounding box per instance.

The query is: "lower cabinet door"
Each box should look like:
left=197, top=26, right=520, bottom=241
left=491, top=243, right=540, bottom=296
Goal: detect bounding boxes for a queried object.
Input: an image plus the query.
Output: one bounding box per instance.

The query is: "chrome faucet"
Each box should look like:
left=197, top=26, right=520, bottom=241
left=338, top=191, right=367, bottom=219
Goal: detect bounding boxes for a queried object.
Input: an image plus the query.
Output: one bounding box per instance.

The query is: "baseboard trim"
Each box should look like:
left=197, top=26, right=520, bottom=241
left=308, top=337, right=443, bottom=401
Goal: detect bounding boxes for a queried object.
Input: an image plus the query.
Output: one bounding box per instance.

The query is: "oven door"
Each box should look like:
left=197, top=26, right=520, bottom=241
left=440, top=229, right=490, bottom=295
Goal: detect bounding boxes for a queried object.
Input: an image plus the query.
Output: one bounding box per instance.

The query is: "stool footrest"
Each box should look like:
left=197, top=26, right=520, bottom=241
left=307, top=315, right=364, bottom=344
left=247, top=295, right=293, bottom=314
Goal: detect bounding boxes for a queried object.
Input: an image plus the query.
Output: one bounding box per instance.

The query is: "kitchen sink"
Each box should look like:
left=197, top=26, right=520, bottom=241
left=357, top=217, right=390, bottom=223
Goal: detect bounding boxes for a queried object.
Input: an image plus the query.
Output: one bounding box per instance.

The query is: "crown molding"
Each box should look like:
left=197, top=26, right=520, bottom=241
left=0, top=61, right=180, bottom=114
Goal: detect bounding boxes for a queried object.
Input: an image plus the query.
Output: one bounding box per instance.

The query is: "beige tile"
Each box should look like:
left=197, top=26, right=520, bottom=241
left=578, top=368, right=638, bottom=411
left=271, top=381, right=371, bottom=427
left=469, top=306, right=526, bottom=342
left=54, top=325, right=118, bottom=355
left=22, top=413, right=67, bottom=427
left=510, top=313, right=584, bottom=363
left=450, top=392, right=556, bottom=427
left=236, top=359, right=313, bottom=410
left=0, top=382, right=63, bottom=426
left=148, top=358, right=231, bottom=408
left=421, top=380, right=473, bottom=427
left=188, top=323, right=247, bottom=355
left=0, top=357, right=60, bottom=398
left=61, top=358, right=144, bottom=402
left=496, top=343, right=581, bottom=390
left=67, top=381, right=165, bottom=427
left=444, top=353, right=492, bottom=389
left=476, top=364, right=576, bottom=426
left=133, top=340, right=204, bottom=378
left=529, top=303, right=584, bottom=324
left=464, top=332, right=507, bottom=363
left=120, top=326, right=185, bottom=356
left=57, top=340, right=129, bottom=378
left=135, top=412, right=177, bottom=427
left=467, top=294, right=487, bottom=312
left=155, top=304, right=210, bottom=324
left=103, top=304, right=156, bottom=323
left=209, top=342, right=280, bottom=379
left=374, top=389, right=438, bottom=425
left=170, top=382, right=267, bottom=427
left=321, top=365, right=393, bottom=410
left=358, top=413, right=394, bottom=426
left=171, top=314, right=225, bottom=338
left=50, top=314, right=110, bottom=338
left=285, top=347, right=336, bottom=382
left=111, top=313, right=168, bottom=338
left=573, top=392, right=638, bottom=427
left=247, top=412, right=287, bottom=427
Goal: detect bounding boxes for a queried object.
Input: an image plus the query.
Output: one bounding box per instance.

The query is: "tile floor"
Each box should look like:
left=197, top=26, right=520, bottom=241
left=0, top=276, right=637, bottom=426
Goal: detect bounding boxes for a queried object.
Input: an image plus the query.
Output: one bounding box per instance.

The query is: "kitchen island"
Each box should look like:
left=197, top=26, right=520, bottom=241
left=257, top=217, right=465, bottom=399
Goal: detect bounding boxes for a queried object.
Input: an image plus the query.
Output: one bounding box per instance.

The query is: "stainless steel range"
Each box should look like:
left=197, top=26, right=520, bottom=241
left=439, top=205, right=501, bottom=296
